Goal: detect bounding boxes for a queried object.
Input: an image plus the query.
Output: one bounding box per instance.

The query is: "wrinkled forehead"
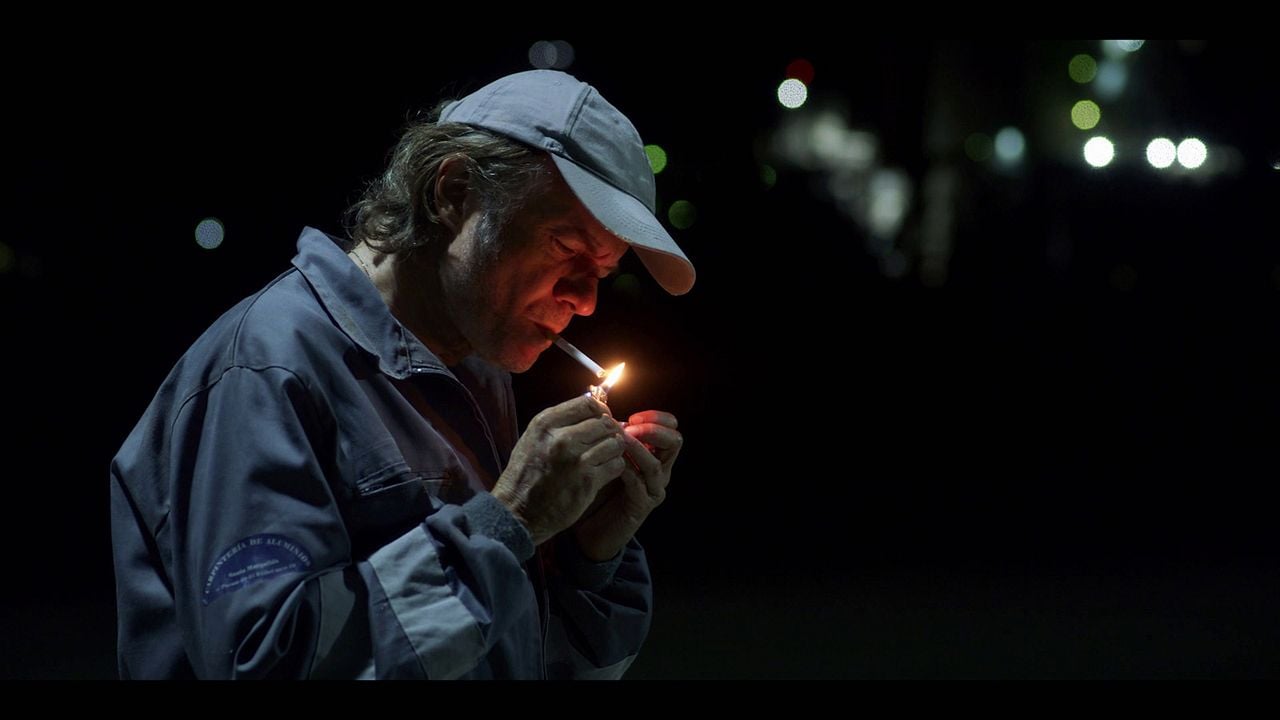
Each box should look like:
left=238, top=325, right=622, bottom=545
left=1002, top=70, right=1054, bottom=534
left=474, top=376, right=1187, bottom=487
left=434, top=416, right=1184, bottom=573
left=525, top=161, right=629, bottom=257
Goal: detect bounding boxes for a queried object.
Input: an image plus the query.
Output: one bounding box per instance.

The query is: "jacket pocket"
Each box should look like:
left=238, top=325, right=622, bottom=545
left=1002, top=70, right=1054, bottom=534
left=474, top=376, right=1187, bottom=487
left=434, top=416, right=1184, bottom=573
left=345, top=463, right=436, bottom=559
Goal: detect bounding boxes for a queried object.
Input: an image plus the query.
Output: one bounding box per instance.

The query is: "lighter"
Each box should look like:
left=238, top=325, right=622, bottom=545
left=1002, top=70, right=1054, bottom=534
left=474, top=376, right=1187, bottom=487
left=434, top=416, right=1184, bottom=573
left=554, top=337, right=625, bottom=406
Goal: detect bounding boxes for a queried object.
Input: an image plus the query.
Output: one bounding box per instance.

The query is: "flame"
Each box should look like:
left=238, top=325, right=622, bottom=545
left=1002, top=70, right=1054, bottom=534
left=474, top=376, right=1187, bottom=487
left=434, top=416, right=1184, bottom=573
left=601, top=362, right=625, bottom=390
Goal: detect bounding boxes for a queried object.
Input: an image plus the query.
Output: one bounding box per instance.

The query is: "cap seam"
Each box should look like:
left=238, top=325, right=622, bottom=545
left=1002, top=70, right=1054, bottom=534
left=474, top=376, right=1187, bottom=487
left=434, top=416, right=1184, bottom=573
left=563, top=84, right=592, bottom=137
left=471, top=83, right=498, bottom=119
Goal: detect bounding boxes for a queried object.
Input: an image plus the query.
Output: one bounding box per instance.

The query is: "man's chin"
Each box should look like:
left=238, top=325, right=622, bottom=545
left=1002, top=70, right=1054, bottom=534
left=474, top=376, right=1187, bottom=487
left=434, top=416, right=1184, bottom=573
left=504, top=357, right=538, bottom=374
left=485, top=344, right=544, bottom=374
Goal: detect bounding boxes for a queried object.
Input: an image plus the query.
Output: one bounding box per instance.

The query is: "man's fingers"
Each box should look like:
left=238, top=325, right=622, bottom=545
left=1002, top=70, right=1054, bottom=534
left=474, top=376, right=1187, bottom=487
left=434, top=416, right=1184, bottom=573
left=626, top=410, right=677, bottom=430
left=623, top=423, right=683, bottom=465
left=560, top=414, right=623, bottom=450
left=580, top=432, right=626, bottom=470
left=620, top=462, right=665, bottom=504
left=619, top=430, right=662, bottom=477
left=585, top=455, right=627, bottom=487
left=533, top=394, right=612, bottom=431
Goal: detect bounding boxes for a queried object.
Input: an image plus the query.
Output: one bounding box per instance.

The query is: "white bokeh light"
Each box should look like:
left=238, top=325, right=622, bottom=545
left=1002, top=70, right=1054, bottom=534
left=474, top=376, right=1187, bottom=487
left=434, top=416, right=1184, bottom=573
left=1146, top=138, right=1177, bottom=169
left=1177, top=138, right=1208, bottom=169
left=1103, top=39, right=1145, bottom=57
left=777, top=79, right=808, bottom=109
left=1084, top=136, right=1115, bottom=167
left=994, top=126, right=1026, bottom=164
left=1095, top=60, right=1128, bottom=101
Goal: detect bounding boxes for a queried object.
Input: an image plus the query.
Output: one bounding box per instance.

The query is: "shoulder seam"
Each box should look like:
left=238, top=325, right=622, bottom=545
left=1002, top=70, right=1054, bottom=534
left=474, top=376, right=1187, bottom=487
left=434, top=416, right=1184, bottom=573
left=229, top=269, right=300, bottom=367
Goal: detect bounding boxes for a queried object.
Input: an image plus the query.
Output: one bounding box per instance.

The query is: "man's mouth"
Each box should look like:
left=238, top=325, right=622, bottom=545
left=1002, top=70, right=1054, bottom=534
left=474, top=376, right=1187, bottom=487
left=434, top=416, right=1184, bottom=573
left=532, top=322, right=561, bottom=341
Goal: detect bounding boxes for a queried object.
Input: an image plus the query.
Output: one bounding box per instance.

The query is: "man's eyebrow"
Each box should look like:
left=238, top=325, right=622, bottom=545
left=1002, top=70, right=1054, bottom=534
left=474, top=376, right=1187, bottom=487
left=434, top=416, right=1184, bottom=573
left=551, top=224, right=593, bottom=243
left=552, top=224, right=620, bottom=266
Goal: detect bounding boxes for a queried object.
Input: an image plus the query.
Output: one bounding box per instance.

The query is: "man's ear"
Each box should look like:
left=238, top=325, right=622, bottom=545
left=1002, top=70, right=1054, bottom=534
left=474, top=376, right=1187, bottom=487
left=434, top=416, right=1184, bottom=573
left=434, top=155, right=474, bottom=234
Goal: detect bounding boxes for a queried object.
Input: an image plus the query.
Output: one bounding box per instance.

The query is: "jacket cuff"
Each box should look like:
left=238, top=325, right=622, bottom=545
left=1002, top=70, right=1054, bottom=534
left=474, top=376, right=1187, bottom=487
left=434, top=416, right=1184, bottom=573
left=461, top=492, right=535, bottom=563
left=554, top=532, right=624, bottom=592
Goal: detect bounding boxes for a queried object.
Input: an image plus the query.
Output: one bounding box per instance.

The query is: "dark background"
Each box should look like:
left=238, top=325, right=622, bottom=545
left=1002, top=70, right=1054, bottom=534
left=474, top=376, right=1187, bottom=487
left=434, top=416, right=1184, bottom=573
left=3, top=31, right=1278, bottom=678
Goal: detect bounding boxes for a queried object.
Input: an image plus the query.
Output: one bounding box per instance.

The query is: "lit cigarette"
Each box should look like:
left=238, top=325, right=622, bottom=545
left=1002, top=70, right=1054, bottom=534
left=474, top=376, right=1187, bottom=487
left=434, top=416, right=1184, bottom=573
left=554, top=337, right=607, bottom=379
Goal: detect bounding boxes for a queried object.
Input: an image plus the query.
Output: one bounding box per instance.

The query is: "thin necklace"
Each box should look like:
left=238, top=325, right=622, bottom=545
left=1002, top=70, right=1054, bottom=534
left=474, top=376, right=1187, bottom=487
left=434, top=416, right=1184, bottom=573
left=351, top=249, right=374, bottom=279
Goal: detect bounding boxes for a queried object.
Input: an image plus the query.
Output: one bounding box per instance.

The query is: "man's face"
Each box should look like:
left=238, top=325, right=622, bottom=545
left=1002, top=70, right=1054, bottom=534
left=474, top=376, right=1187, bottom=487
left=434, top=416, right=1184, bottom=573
left=439, top=170, right=628, bottom=372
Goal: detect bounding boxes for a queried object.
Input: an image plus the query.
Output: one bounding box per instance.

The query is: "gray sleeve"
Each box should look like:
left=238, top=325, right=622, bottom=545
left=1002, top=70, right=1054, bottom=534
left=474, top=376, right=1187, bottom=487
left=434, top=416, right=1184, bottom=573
left=544, top=534, right=654, bottom=680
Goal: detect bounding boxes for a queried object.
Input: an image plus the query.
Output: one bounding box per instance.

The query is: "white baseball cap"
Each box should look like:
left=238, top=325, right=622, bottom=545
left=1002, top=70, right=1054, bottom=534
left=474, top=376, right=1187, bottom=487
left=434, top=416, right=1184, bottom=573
left=439, top=70, right=696, bottom=295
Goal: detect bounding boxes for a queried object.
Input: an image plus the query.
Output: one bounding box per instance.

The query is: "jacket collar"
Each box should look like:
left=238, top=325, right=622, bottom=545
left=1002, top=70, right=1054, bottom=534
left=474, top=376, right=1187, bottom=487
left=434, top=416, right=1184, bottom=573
left=290, top=227, right=445, bottom=379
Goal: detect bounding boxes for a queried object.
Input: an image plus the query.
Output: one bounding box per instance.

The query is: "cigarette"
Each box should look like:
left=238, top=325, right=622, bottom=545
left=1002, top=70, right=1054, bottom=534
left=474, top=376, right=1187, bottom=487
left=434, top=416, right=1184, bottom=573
left=554, top=337, right=607, bottom=379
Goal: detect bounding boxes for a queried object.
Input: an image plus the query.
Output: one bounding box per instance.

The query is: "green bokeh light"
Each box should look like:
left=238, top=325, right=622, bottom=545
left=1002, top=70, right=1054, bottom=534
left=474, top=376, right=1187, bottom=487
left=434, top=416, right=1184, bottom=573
left=611, top=272, right=641, bottom=298
left=964, top=133, right=994, bottom=162
left=1071, top=100, right=1101, bottom=130
left=644, top=144, right=668, bottom=174
left=1068, top=54, right=1097, bottom=83
left=668, top=200, right=697, bottom=230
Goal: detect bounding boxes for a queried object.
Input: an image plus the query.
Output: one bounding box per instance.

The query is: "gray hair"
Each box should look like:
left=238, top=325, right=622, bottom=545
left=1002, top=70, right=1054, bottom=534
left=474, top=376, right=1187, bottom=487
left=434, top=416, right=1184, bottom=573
left=344, top=101, right=551, bottom=255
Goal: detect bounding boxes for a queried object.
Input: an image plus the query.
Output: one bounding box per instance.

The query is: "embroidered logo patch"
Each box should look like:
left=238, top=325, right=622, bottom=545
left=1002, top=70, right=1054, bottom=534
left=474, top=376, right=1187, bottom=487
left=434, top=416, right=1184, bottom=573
left=202, top=534, right=314, bottom=606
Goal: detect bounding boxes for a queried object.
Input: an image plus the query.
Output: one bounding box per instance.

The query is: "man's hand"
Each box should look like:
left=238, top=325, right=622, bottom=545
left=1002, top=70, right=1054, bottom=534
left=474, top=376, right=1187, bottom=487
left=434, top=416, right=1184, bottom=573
left=492, top=395, right=627, bottom=547
left=572, top=410, right=683, bottom=562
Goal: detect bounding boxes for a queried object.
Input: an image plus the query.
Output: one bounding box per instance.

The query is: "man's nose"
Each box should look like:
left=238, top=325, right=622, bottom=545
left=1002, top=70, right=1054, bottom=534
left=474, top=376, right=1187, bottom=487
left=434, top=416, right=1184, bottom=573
left=554, top=274, right=599, bottom=316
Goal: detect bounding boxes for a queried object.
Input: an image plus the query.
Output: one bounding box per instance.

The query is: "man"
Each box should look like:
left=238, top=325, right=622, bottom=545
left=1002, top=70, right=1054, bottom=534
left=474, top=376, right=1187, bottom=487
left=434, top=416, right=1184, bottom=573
left=109, top=69, right=695, bottom=679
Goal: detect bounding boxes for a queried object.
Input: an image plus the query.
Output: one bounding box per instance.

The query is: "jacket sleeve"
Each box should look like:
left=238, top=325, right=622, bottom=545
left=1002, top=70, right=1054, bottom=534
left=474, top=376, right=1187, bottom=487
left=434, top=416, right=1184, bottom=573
left=542, top=531, right=654, bottom=680
left=165, top=365, right=539, bottom=679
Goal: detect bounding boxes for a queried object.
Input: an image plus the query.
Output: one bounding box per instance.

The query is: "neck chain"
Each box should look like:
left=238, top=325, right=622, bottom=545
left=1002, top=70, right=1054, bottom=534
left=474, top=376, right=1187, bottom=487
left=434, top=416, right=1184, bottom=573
left=351, top=249, right=374, bottom=279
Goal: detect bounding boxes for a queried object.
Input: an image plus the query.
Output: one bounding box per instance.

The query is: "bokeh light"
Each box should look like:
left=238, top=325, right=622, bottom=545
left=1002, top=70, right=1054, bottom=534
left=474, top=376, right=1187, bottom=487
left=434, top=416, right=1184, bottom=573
left=1177, top=138, right=1208, bottom=169
left=964, top=132, right=994, bottom=162
left=785, top=58, right=815, bottom=85
left=611, top=272, right=641, bottom=299
left=1071, top=100, right=1101, bottom=130
left=645, top=144, right=668, bottom=174
left=760, top=163, right=777, bottom=188
left=1084, top=136, right=1115, bottom=167
left=551, top=40, right=575, bottom=69
left=528, top=40, right=574, bottom=69
left=1110, top=264, right=1138, bottom=291
left=1069, top=54, right=1098, bottom=83
left=195, top=218, right=225, bottom=250
left=1095, top=60, right=1128, bottom=101
left=528, top=41, right=556, bottom=69
left=777, top=79, right=808, bottom=109
left=994, top=127, right=1026, bottom=164
left=668, top=200, right=697, bottom=229
left=1145, top=138, right=1177, bottom=169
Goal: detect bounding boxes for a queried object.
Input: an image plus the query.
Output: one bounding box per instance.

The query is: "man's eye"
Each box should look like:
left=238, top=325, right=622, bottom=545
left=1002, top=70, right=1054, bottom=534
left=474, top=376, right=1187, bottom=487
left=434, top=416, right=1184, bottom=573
left=551, top=237, right=575, bottom=257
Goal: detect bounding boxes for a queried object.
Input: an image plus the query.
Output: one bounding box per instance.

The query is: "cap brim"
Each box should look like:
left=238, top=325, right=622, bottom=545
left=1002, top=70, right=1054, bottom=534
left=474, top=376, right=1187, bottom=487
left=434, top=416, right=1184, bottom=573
left=550, top=154, right=695, bottom=296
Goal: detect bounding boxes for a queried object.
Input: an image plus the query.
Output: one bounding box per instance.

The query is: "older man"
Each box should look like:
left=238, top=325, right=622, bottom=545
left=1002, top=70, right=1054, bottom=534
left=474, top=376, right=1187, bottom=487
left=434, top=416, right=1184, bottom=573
left=110, top=70, right=694, bottom=679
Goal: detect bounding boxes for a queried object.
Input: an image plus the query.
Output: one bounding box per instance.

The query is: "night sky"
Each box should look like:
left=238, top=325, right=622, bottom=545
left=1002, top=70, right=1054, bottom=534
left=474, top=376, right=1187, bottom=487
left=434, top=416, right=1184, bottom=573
left=4, top=32, right=1278, bottom=678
